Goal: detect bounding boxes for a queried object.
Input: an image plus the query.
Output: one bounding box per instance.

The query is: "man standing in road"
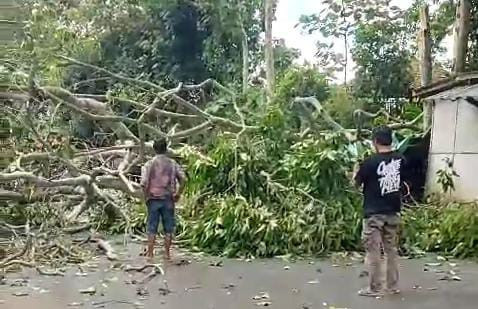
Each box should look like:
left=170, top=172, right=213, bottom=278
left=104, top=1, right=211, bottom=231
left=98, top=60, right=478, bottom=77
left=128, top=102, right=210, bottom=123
left=354, top=126, right=407, bottom=297
left=141, top=138, right=186, bottom=261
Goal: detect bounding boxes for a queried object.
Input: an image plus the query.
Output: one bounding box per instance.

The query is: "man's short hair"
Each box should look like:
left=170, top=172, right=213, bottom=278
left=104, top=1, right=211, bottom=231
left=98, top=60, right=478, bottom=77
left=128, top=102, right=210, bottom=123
left=373, top=126, right=393, bottom=146
left=153, top=138, right=168, bottom=154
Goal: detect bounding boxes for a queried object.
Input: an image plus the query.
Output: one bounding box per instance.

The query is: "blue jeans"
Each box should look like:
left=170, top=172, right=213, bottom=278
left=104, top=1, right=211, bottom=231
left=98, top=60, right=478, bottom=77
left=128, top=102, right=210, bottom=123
left=146, top=197, right=175, bottom=235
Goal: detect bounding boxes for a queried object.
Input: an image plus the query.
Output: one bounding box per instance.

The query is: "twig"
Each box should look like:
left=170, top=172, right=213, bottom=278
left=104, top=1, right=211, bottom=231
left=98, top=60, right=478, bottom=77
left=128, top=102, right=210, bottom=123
left=36, top=267, right=65, bottom=276
left=91, top=238, right=119, bottom=261
left=294, top=97, right=346, bottom=132
left=0, top=223, right=32, bottom=267
left=124, top=264, right=158, bottom=272
left=63, top=224, right=92, bottom=234
left=57, top=56, right=255, bottom=131
left=136, top=264, right=164, bottom=284
left=76, top=93, right=199, bottom=120
left=1, top=260, right=36, bottom=268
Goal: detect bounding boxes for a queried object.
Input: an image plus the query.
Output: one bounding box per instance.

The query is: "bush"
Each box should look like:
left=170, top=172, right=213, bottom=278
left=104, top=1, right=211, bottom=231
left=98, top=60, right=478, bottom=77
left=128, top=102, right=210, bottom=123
left=402, top=202, right=478, bottom=258
left=181, top=194, right=362, bottom=258
left=175, top=120, right=368, bottom=257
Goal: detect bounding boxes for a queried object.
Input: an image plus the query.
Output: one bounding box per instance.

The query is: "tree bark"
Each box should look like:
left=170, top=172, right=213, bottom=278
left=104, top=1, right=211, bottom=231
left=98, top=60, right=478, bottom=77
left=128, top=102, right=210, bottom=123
left=419, top=5, right=433, bottom=131
left=453, top=0, right=471, bottom=73
left=240, top=19, right=249, bottom=94
left=265, top=0, right=275, bottom=102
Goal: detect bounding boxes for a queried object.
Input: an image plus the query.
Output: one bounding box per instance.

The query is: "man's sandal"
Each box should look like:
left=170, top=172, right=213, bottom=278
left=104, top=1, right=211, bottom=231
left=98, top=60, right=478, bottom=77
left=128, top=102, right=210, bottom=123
left=358, top=288, right=383, bottom=297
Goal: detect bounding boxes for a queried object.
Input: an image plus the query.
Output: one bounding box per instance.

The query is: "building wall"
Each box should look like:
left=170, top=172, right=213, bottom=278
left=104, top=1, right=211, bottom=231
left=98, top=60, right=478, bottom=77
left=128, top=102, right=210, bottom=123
left=427, top=97, right=478, bottom=201
left=0, top=0, right=22, bottom=45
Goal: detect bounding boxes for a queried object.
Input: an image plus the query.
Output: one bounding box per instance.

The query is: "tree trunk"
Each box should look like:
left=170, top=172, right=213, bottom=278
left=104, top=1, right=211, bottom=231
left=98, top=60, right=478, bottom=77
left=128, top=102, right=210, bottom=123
left=419, top=5, right=433, bottom=131
left=341, top=0, right=348, bottom=87
left=453, top=0, right=471, bottom=73
left=265, top=0, right=275, bottom=102
left=240, top=20, right=249, bottom=95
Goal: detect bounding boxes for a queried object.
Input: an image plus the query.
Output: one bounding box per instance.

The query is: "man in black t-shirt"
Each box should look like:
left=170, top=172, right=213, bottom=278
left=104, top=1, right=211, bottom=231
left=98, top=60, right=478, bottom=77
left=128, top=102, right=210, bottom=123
left=354, top=126, right=407, bottom=297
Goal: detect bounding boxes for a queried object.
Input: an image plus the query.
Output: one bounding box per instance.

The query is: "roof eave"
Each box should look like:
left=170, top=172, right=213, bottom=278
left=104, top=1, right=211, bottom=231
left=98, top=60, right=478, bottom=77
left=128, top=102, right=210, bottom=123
left=412, top=72, right=478, bottom=100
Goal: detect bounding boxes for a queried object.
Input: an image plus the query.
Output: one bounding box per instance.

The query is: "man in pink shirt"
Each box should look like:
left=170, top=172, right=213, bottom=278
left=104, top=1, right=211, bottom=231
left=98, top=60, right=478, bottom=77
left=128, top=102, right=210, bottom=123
left=141, top=139, right=186, bottom=261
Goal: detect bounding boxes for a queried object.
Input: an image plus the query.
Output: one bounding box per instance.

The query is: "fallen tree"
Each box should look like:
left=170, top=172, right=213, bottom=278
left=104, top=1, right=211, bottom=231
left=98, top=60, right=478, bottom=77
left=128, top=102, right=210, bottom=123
left=0, top=57, right=253, bottom=223
left=0, top=56, right=257, bottom=268
left=0, top=54, right=428, bottom=265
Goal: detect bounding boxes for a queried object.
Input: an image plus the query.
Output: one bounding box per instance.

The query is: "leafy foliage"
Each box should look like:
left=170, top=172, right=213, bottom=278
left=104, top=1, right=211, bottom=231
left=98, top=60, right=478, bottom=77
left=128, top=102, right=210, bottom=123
left=275, top=67, right=330, bottom=104
left=178, top=121, right=366, bottom=257
left=352, top=21, right=412, bottom=107
left=402, top=202, right=478, bottom=258
left=436, top=157, right=460, bottom=194
left=4, top=0, right=478, bottom=262
left=468, top=0, right=478, bottom=70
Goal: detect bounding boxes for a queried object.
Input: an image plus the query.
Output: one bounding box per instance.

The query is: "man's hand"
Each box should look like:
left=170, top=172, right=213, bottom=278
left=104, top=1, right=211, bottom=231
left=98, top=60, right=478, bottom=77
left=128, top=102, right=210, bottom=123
left=173, top=194, right=181, bottom=203
left=403, top=182, right=411, bottom=198
left=347, top=163, right=359, bottom=186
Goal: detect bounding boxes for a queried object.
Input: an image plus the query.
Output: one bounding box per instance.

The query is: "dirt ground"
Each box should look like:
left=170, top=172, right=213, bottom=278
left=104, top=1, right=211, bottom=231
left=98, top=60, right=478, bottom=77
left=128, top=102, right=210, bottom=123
left=1, top=244, right=477, bottom=309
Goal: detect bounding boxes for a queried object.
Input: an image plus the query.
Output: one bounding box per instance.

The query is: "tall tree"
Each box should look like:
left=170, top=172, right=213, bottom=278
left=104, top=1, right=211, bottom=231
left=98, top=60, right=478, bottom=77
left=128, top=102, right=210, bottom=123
left=419, top=5, right=432, bottom=130
left=352, top=21, right=412, bottom=108
left=264, top=0, right=275, bottom=101
left=199, top=0, right=263, bottom=93
left=300, top=0, right=403, bottom=83
left=466, top=0, right=478, bottom=70
left=453, top=0, right=471, bottom=73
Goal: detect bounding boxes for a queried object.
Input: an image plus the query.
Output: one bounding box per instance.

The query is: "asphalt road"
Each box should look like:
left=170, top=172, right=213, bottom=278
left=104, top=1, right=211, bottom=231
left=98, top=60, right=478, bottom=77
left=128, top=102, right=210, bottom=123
left=1, top=247, right=477, bottom=309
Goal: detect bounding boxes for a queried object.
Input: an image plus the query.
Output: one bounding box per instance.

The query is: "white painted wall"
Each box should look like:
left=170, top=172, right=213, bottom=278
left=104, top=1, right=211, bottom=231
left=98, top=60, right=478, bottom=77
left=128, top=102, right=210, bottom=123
left=427, top=97, right=478, bottom=201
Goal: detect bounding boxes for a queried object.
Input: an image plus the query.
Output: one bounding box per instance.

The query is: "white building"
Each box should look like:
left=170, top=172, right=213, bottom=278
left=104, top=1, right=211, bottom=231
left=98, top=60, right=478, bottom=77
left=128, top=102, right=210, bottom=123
left=415, top=73, right=478, bottom=201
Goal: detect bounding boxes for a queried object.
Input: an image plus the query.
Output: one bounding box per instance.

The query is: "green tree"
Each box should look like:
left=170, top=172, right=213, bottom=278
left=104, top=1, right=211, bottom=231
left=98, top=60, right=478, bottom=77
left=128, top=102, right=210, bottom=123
left=275, top=66, right=330, bottom=104
left=351, top=21, right=412, bottom=108
left=300, top=0, right=403, bottom=83
left=468, top=0, right=478, bottom=70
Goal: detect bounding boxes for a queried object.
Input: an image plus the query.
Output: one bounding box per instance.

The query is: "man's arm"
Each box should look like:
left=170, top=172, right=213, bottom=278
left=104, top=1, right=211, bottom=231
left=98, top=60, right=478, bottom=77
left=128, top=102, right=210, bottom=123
left=140, top=160, right=152, bottom=194
left=173, top=163, right=186, bottom=201
left=354, top=160, right=368, bottom=188
left=400, top=156, right=411, bottom=197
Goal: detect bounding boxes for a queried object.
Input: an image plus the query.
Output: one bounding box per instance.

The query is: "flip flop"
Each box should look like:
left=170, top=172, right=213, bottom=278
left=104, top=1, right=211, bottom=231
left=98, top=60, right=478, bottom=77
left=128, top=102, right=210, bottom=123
left=386, top=288, right=401, bottom=295
left=358, top=288, right=383, bottom=297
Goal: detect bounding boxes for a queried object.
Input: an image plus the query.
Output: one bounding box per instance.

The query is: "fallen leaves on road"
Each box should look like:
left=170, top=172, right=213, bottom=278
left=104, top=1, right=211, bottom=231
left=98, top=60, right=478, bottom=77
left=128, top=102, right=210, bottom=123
left=174, top=259, right=191, bottom=266
left=158, top=287, right=173, bottom=296
left=253, top=292, right=270, bottom=300
left=424, top=262, right=442, bottom=267
left=438, top=275, right=462, bottom=281
left=10, top=278, right=28, bottom=287
left=255, top=301, right=272, bottom=306
left=209, top=260, right=223, bottom=267
left=184, top=285, right=202, bottom=292
left=67, top=302, right=84, bottom=307
left=79, top=286, right=96, bottom=295
left=136, top=286, right=149, bottom=296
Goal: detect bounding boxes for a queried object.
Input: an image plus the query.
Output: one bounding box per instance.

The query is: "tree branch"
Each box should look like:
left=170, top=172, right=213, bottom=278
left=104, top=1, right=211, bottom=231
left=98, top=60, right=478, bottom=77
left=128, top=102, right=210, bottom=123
left=57, top=55, right=255, bottom=131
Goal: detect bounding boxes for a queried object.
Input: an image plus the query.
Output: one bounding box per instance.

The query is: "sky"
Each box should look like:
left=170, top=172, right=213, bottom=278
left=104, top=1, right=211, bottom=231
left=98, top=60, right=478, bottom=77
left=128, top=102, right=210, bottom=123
left=273, top=0, right=453, bottom=81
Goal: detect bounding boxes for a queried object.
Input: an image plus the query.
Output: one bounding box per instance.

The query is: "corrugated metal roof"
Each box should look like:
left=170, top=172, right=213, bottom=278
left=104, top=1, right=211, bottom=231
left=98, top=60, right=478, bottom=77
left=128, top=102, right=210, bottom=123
left=426, top=84, right=478, bottom=100
left=413, top=72, right=478, bottom=99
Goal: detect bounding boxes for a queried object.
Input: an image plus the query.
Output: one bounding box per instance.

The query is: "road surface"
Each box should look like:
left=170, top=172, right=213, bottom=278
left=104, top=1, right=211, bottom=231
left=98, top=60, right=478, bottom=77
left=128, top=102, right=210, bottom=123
left=1, top=246, right=477, bottom=309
